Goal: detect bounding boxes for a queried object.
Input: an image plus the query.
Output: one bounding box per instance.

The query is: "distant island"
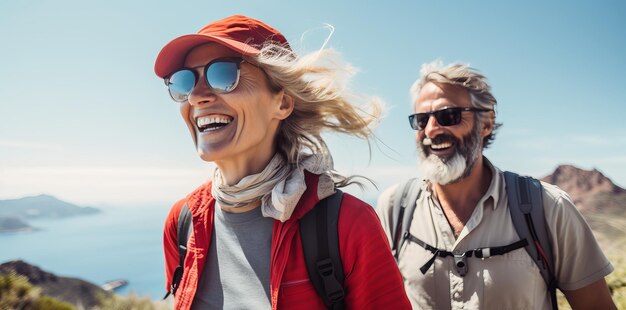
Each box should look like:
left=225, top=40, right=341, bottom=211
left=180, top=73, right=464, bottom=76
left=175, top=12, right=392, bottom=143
left=0, top=194, right=100, bottom=233
left=0, top=216, right=35, bottom=233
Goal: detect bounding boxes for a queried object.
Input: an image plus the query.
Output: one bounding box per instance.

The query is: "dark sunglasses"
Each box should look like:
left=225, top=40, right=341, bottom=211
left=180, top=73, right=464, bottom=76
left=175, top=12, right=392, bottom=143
left=164, top=57, right=245, bottom=102
left=408, top=107, right=492, bottom=130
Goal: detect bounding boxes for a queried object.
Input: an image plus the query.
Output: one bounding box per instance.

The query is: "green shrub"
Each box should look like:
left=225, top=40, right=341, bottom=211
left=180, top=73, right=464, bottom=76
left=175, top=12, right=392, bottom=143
left=32, top=296, right=74, bottom=310
left=95, top=293, right=170, bottom=310
left=606, top=255, right=626, bottom=309
left=0, top=273, right=73, bottom=310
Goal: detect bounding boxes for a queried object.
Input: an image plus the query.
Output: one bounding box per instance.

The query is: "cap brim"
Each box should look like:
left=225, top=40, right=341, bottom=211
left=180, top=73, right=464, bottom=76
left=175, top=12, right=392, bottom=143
left=154, top=34, right=260, bottom=78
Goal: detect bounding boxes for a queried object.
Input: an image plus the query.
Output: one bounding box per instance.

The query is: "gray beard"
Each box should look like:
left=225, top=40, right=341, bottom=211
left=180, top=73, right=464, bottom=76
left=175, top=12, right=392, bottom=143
left=417, top=122, right=482, bottom=185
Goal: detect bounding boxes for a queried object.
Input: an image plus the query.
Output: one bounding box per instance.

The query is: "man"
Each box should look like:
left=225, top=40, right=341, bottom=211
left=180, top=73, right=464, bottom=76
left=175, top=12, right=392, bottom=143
left=376, top=60, right=615, bottom=309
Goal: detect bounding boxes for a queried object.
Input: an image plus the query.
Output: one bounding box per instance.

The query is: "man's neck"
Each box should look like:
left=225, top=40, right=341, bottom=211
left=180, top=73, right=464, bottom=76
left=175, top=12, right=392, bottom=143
left=433, top=156, right=492, bottom=214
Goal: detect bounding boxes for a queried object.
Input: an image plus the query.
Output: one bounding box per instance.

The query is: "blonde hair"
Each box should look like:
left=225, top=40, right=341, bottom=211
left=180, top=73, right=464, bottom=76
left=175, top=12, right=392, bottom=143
left=410, top=60, right=501, bottom=148
left=249, top=43, right=383, bottom=187
left=251, top=44, right=382, bottom=161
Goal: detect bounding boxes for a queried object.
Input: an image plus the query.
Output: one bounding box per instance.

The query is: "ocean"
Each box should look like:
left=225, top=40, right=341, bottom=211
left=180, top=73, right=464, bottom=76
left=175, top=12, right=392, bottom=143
left=0, top=205, right=170, bottom=300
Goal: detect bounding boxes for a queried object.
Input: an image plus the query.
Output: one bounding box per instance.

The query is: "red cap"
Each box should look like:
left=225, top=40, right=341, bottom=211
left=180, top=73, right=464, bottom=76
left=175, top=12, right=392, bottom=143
left=154, top=15, right=290, bottom=78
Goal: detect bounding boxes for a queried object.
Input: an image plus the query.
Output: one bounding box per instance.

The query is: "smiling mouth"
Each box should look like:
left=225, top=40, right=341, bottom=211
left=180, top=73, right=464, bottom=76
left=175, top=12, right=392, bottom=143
left=196, top=115, right=234, bottom=133
left=430, top=141, right=453, bottom=151
left=424, top=135, right=456, bottom=153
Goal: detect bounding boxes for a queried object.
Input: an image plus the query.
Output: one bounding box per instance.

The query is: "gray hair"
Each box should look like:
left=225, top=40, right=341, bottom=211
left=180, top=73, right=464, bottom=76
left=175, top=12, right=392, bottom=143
left=410, top=60, right=501, bottom=148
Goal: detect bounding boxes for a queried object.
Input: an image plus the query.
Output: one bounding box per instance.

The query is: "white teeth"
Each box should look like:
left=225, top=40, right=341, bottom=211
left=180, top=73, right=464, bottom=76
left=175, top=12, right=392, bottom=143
left=431, top=142, right=452, bottom=150
left=196, top=115, right=233, bottom=127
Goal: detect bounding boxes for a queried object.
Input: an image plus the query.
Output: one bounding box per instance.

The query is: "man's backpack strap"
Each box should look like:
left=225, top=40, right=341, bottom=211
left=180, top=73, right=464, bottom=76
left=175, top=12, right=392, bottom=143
left=390, top=178, right=421, bottom=260
left=163, top=203, right=193, bottom=300
left=504, top=171, right=558, bottom=310
left=300, top=190, right=345, bottom=310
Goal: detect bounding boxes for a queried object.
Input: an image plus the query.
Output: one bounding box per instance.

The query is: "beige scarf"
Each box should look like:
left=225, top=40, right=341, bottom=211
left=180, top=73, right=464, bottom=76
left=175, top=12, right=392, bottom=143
left=211, top=153, right=335, bottom=222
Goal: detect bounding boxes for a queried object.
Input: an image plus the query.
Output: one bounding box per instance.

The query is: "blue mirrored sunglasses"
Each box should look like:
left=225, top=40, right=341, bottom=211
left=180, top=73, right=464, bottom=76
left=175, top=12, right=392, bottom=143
left=164, top=57, right=245, bottom=102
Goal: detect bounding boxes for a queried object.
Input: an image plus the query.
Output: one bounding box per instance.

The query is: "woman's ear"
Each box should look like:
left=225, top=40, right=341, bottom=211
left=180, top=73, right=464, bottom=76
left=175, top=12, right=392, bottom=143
left=275, top=91, right=294, bottom=120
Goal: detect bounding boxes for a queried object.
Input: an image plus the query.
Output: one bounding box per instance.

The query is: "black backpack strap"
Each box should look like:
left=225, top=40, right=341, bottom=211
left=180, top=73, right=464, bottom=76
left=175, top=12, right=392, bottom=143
left=504, top=171, right=558, bottom=310
left=406, top=232, right=528, bottom=276
left=391, top=178, right=421, bottom=260
left=163, top=203, right=193, bottom=300
left=300, top=190, right=345, bottom=310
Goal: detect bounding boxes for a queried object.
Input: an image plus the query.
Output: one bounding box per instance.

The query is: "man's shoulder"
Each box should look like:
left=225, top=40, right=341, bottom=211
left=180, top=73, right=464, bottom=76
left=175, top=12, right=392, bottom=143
left=536, top=181, right=581, bottom=221
left=377, top=183, right=400, bottom=209
left=538, top=181, right=572, bottom=201
left=376, top=179, right=425, bottom=213
left=494, top=166, right=573, bottom=207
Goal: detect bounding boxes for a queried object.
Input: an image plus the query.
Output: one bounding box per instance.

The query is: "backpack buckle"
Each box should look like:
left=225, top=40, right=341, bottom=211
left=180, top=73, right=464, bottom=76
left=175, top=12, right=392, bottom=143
left=453, top=253, right=468, bottom=276
left=316, top=258, right=345, bottom=303
left=475, top=247, right=491, bottom=259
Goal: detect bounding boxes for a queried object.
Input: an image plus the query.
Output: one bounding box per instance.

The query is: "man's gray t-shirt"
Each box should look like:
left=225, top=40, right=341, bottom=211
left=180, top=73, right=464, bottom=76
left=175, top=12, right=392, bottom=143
left=191, top=205, right=274, bottom=309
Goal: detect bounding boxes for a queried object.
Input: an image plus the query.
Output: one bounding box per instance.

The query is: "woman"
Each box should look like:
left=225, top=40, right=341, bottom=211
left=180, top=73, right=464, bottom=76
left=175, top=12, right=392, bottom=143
left=154, top=15, right=410, bottom=309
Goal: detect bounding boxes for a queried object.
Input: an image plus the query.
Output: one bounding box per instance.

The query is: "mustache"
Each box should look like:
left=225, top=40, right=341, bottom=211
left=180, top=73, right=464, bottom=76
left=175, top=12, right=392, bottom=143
left=421, top=134, right=458, bottom=146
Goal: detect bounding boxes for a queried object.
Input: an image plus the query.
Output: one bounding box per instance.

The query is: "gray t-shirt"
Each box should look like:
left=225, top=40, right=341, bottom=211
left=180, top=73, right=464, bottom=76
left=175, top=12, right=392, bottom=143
left=191, top=205, right=274, bottom=309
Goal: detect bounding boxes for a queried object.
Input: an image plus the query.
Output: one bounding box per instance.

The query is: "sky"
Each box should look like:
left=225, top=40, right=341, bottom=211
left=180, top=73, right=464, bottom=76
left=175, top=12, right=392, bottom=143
left=1, top=0, right=625, bottom=206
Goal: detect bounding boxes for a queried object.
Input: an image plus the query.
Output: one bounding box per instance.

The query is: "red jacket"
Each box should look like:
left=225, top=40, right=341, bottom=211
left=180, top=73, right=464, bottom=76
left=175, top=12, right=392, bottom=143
left=163, top=172, right=411, bottom=309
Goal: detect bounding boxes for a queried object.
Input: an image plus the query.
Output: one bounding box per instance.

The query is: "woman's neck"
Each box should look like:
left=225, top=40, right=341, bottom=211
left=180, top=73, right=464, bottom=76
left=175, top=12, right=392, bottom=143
left=217, top=198, right=261, bottom=213
left=215, top=150, right=277, bottom=185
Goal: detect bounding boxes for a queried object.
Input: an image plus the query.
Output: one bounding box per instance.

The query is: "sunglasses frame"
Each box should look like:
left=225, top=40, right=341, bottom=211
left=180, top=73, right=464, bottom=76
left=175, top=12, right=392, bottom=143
left=164, top=57, right=245, bottom=102
left=408, top=107, right=492, bottom=130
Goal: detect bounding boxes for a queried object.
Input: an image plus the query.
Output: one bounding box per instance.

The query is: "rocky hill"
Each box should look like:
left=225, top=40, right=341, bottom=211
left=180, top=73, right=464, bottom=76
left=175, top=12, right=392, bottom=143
left=541, top=165, right=626, bottom=213
left=0, top=260, right=111, bottom=308
left=541, top=165, right=626, bottom=255
left=540, top=165, right=626, bottom=214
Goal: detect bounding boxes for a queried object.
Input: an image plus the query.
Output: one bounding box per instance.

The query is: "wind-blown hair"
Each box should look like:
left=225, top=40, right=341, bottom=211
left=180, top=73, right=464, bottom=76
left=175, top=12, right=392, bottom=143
left=410, top=60, right=501, bottom=149
left=249, top=43, right=383, bottom=187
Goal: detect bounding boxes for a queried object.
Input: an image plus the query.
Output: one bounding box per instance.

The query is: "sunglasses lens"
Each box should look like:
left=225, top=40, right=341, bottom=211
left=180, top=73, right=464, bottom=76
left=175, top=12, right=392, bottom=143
left=436, top=109, right=462, bottom=126
left=168, top=70, right=195, bottom=102
left=416, top=115, right=430, bottom=130
left=408, top=114, right=430, bottom=130
left=206, top=62, right=240, bottom=93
